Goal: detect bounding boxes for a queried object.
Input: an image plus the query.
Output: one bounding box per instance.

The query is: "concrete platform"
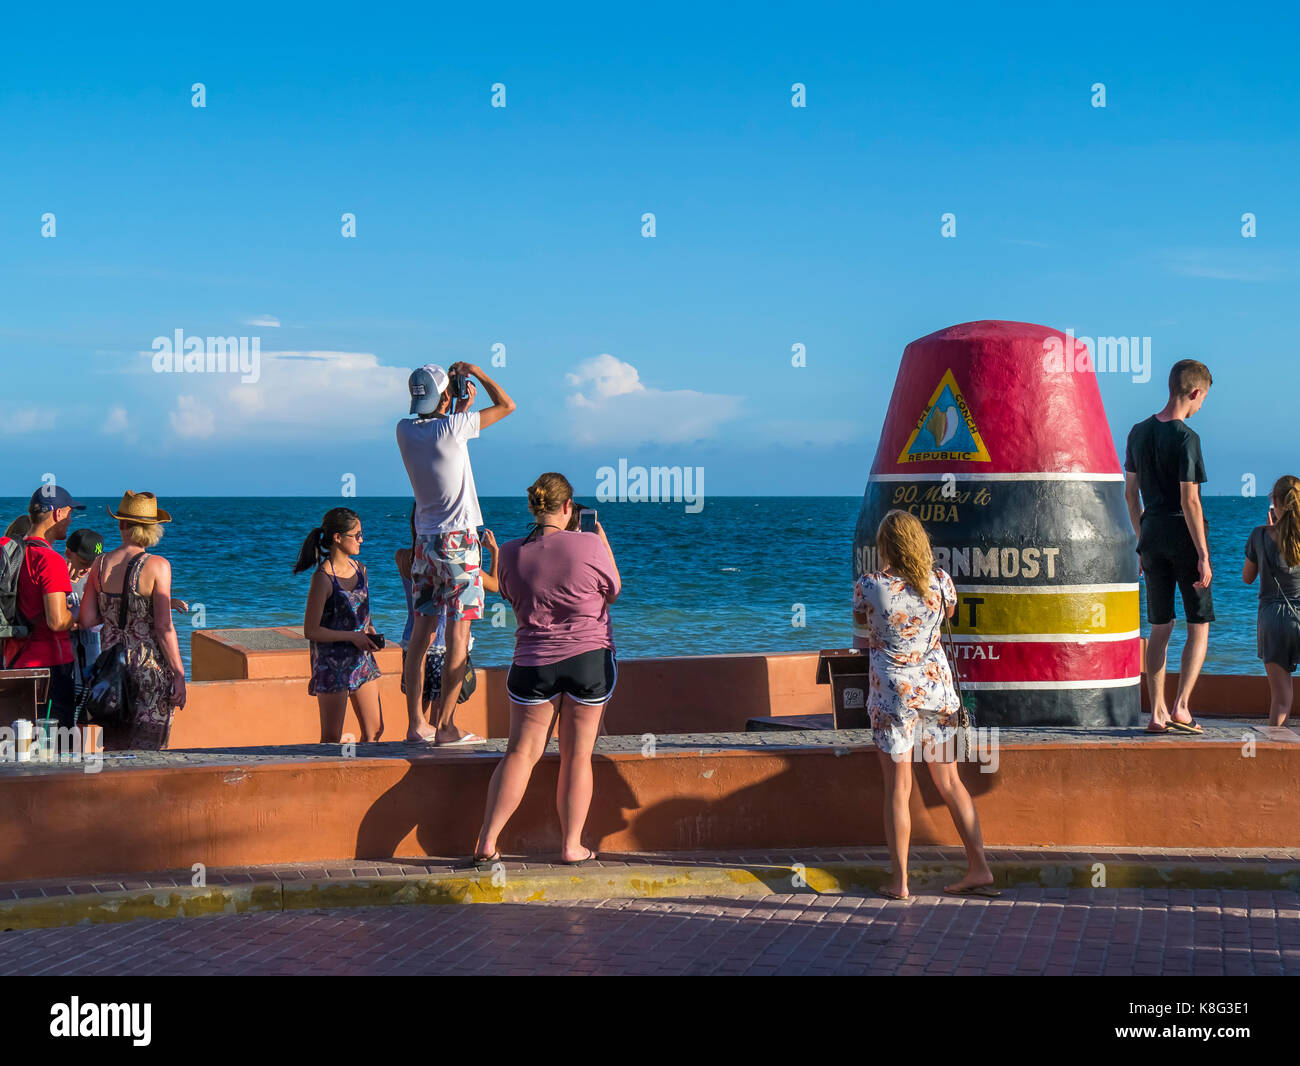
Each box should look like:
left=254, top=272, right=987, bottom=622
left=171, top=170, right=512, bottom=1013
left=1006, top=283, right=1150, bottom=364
left=3, top=721, right=1297, bottom=884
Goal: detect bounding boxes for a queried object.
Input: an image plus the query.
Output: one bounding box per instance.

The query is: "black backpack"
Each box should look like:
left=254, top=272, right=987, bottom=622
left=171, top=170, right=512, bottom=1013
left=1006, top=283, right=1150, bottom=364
left=0, top=536, right=31, bottom=641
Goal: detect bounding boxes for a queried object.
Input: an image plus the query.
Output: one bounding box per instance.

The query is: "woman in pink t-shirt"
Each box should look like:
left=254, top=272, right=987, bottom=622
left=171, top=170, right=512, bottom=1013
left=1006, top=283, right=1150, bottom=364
left=468, top=472, right=621, bottom=868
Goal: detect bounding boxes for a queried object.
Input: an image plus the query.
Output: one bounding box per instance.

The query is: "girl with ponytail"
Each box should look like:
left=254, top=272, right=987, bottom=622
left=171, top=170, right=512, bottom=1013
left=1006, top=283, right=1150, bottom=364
left=1244, top=476, right=1300, bottom=724
left=295, top=508, right=384, bottom=742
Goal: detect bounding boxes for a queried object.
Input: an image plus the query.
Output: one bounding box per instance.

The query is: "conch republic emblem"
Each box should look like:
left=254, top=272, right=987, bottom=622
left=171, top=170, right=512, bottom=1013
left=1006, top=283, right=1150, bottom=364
left=854, top=320, right=1141, bottom=728
left=898, top=368, right=991, bottom=464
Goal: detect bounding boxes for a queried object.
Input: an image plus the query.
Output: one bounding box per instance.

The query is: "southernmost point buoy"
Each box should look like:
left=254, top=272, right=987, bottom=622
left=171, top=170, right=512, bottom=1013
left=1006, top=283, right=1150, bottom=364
left=854, top=321, right=1141, bottom=727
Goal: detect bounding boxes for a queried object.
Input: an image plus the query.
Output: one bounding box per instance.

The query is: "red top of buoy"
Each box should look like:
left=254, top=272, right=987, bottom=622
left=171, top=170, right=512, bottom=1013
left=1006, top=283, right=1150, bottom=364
left=869, top=320, right=1122, bottom=476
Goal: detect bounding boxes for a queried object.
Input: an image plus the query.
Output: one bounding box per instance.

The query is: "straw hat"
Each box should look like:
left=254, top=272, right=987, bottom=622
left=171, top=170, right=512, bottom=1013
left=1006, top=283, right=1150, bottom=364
left=107, top=491, right=172, bottom=525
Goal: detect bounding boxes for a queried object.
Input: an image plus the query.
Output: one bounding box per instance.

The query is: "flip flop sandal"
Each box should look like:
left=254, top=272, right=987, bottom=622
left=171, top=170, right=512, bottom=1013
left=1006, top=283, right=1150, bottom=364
left=440, top=733, right=487, bottom=746
left=944, top=884, right=1002, bottom=898
left=876, top=888, right=912, bottom=902
left=1144, top=724, right=1171, bottom=734
left=1166, top=719, right=1204, bottom=735
left=455, top=852, right=500, bottom=871
left=560, top=848, right=598, bottom=866
left=407, top=734, right=440, bottom=744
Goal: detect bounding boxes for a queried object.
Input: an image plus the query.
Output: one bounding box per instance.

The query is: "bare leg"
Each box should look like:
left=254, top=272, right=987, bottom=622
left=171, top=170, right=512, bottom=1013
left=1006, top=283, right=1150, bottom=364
left=1265, top=662, right=1293, bottom=727
left=1171, top=622, right=1208, bottom=725
left=317, top=691, right=349, bottom=744
left=555, top=696, right=605, bottom=862
left=404, top=613, right=437, bottom=741
left=349, top=681, right=384, bottom=742
left=876, top=748, right=912, bottom=897
left=474, top=701, right=555, bottom=858
left=1145, top=621, right=1174, bottom=728
left=435, top=617, right=472, bottom=742
left=926, top=753, right=993, bottom=890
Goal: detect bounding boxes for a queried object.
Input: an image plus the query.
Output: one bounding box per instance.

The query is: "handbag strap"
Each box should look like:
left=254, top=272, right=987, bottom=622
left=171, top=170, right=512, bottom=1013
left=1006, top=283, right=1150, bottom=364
left=943, top=611, right=965, bottom=703
left=925, top=570, right=964, bottom=704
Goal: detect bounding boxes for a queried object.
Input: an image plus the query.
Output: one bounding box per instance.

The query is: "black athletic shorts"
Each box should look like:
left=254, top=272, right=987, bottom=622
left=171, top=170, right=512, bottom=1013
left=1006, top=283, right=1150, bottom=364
left=506, top=648, right=617, bottom=706
left=1139, top=519, right=1215, bottom=626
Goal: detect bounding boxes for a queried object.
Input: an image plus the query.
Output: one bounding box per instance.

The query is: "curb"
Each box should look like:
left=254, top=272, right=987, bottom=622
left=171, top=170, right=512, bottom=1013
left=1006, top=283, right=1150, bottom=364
left=3, top=860, right=1299, bottom=931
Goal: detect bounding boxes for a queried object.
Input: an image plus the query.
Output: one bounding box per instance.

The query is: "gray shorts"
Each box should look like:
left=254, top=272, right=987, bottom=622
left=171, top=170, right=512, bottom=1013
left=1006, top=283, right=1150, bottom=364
left=1258, top=601, right=1300, bottom=672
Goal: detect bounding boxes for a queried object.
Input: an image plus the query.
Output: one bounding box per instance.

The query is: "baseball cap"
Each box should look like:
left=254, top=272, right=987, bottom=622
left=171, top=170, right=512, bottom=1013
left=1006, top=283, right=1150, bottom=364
left=28, top=485, right=86, bottom=513
left=408, top=364, right=450, bottom=416
left=66, top=529, right=104, bottom=560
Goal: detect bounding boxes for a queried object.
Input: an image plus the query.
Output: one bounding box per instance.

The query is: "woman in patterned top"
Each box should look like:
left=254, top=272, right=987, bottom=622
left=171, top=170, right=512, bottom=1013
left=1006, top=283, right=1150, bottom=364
left=294, top=507, right=383, bottom=743
left=853, top=509, right=996, bottom=901
left=77, top=491, right=186, bottom=750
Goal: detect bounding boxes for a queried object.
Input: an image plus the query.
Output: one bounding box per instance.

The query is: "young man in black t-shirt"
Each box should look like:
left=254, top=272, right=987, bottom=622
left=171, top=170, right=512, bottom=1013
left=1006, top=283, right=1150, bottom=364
left=1124, top=359, right=1213, bottom=735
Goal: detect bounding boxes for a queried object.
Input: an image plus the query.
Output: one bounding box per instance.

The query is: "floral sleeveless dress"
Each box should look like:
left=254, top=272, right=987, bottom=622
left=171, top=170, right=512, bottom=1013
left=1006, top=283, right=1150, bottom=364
left=308, top=562, right=382, bottom=695
left=96, top=553, right=177, bottom=751
left=852, top=567, right=960, bottom=756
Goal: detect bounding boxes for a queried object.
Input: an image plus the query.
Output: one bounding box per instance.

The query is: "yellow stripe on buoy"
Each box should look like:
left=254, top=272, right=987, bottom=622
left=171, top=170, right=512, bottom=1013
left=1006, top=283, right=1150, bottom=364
left=942, top=586, right=1139, bottom=637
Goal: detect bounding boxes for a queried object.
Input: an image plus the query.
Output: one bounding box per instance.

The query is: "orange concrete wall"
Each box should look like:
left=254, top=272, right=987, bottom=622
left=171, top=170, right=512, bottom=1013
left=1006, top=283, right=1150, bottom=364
left=3, top=736, right=1296, bottom=882
left=174, top=649, right=831, bottom=747
left=172, top=676, right=490, bottom=748
left=172, top=657, right=1285, bottom=750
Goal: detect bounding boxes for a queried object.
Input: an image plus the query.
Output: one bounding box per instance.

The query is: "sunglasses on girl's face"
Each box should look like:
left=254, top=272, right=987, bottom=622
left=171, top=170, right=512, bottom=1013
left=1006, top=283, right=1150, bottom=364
left=342, top=530, right=363, bottom=542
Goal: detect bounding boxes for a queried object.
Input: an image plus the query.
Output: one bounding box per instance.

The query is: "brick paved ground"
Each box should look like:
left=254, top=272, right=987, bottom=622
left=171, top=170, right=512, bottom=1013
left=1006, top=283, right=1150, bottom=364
left=3, top=887, right=1298, bottom=975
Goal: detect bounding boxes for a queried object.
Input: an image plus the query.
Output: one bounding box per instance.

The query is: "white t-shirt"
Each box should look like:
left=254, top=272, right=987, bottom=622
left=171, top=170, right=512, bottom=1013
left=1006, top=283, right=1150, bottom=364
left=396, top=412, right=483, bottom=535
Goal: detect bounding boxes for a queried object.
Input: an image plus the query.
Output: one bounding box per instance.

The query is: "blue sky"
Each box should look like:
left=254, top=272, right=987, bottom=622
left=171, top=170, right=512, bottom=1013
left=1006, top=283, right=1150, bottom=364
left=1, top=2, right=1294, bottom=498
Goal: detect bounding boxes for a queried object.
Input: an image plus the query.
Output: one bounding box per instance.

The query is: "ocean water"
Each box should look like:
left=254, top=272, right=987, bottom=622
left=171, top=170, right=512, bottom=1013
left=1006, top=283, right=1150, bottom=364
left=0, top=495, right=1270, bottom=677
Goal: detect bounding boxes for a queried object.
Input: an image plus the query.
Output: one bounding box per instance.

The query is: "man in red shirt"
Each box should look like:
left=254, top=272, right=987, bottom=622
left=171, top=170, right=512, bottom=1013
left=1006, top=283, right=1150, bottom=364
left=4, top=485, right=86, bottom=728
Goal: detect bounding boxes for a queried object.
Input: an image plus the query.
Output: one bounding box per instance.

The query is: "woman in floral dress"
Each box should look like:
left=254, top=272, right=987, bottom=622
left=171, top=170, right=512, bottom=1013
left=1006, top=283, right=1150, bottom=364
left=77, top=491, right=186, bottom=750
left=852, top=509, right=996, bottom=901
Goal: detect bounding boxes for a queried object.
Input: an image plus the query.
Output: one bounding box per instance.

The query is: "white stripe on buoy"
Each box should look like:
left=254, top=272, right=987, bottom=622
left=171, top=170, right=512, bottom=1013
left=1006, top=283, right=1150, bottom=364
left=868, top=472, right=1125, bottom=482
left=852, top=628, right=1140, bottom=643
left=944, top=630, right=1140, bottom=644
left=954, top=583, right=1139, bottom=595
left=961, top=677, right=1141, bottom=690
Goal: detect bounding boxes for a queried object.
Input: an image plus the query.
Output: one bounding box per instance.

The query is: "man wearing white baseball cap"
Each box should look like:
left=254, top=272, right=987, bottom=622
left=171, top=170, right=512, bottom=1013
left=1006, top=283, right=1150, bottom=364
left=396, top=361, right=516, bottom=744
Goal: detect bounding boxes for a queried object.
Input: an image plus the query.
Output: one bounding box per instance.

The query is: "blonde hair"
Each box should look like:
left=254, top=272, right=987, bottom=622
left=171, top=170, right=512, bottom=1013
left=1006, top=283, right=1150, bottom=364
left=527, top=472, right=574, bottom=517
left=1273, top=475, right=1300, bottom=567
left=876, top=509, right=934, bottom=597
left=121, top=521, right=164, bottom=549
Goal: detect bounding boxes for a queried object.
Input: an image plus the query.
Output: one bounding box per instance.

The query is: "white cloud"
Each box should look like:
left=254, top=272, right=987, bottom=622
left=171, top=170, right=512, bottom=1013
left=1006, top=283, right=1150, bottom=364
left=563, top=354, right=741, bottom=445
left=139, top=351, right=408, bottom=441
left=102, top=406, right=129, bottom=434
left=244, top=314, right=281, bottom=327
left=170, top=395, right=215, bottom=439
left=0, top=409, right=56, bottom=435
left=565, top=353, right=645, bottom=399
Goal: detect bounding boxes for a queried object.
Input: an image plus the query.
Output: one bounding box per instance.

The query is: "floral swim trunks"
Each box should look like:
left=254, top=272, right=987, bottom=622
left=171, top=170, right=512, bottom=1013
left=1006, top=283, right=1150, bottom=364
left=412, top=530, right=483, bottom=621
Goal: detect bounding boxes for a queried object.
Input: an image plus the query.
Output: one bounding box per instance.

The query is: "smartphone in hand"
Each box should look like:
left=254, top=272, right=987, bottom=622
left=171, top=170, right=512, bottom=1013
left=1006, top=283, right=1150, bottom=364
left=369, top=633, right=386, bottom=649
left=578, top=508, right=597, bottom=533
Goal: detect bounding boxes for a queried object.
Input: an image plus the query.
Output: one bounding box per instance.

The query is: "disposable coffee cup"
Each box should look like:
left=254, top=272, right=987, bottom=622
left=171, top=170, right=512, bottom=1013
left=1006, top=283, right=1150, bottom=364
left=33, top=722, right=54, bottom=762
left=14, top=719, right=33, bottom=763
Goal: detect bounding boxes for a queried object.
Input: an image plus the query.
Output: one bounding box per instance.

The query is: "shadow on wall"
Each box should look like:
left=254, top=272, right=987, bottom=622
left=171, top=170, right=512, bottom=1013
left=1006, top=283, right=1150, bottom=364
left=352, top=744, right=998, bottom=860
left=624, top=751, right=1000, bottom=853
left=354, top=754, right=640, bottom=860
